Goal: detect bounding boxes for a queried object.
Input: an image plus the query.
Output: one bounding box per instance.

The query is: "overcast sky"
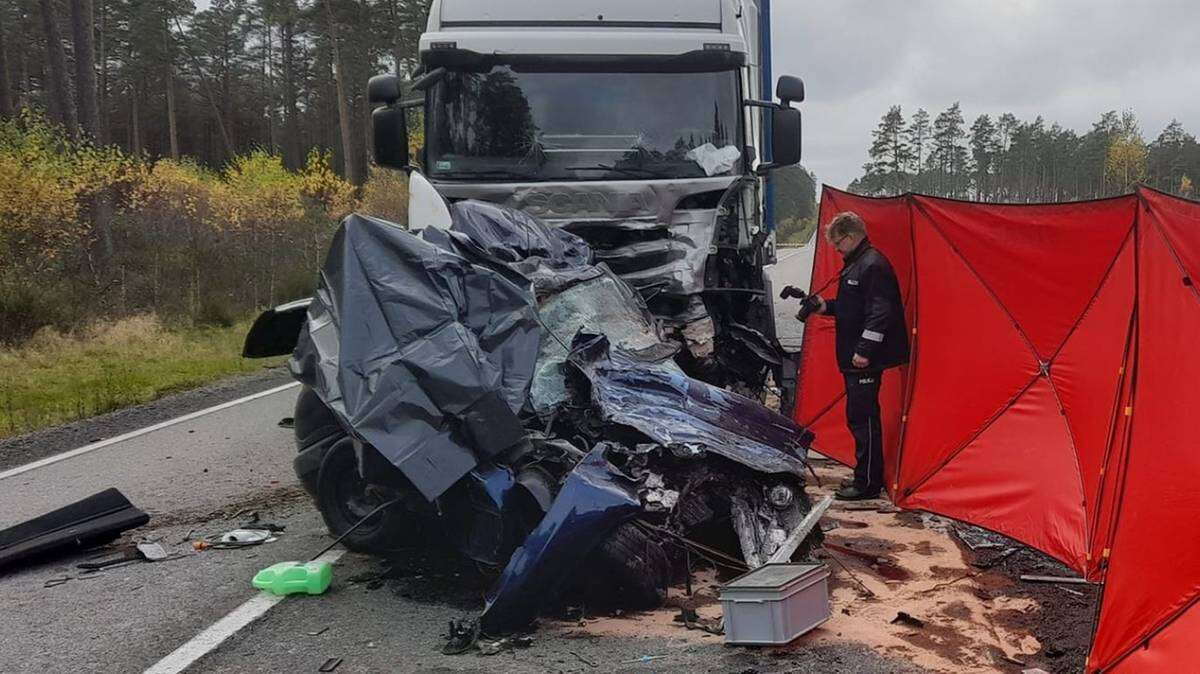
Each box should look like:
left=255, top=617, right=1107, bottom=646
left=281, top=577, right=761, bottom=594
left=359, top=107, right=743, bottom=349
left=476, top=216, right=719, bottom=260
left=772, top=0, right=1200, bottom=188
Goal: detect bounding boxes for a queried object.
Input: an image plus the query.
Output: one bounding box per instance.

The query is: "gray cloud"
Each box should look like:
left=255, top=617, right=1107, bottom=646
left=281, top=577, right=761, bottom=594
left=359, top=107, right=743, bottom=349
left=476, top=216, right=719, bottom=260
left=773, top=0, right=1200, bottom=188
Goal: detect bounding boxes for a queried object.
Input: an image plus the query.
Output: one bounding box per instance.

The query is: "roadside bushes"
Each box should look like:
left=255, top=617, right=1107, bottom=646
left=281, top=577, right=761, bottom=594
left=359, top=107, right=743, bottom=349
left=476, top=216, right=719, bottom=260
left=0, top=112, right=371, bottom=343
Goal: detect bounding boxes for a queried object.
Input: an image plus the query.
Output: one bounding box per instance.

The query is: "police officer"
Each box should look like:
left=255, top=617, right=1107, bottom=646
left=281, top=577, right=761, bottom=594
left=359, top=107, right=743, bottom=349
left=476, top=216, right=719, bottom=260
left=798, top=211, right=909, bottom=500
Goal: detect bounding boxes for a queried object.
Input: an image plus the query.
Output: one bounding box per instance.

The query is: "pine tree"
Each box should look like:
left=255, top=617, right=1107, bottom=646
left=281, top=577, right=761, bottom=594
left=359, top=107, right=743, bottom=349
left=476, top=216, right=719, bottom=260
left=968, top=115, right=998, bottom=199
left=1148, top=120, right=1198, bottom=193
left=865, top=105, right=911, bottom=196
left=69, top=0, right=100, bottom=139
left=929, top=103, right=969, bottom=197
left=39, top=0, right=78, bottom=135
left=906, top=107, right=930, bottom=192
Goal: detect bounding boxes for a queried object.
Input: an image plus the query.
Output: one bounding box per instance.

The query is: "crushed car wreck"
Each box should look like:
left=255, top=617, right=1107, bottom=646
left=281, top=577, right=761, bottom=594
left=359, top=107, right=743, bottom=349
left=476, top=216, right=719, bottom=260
left=244, top=185, right=820, bottom=634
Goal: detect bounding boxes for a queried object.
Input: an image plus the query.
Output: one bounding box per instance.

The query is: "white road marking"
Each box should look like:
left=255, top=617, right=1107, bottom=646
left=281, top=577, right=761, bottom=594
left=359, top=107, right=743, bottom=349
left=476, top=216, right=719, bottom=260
left=143, top=549, right=347, bottom=674
left=0, top=381, right=301, bottom=482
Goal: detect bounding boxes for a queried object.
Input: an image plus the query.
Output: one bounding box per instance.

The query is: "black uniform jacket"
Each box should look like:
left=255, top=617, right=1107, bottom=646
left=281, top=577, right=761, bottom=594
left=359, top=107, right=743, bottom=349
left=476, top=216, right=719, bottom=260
left=822, top=239, right=910, bottom=372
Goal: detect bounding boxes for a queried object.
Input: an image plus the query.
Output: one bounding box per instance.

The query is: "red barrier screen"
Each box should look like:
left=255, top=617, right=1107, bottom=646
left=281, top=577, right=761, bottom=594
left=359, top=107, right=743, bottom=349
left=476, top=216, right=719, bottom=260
left=793, top=186, right=1200, bottom=672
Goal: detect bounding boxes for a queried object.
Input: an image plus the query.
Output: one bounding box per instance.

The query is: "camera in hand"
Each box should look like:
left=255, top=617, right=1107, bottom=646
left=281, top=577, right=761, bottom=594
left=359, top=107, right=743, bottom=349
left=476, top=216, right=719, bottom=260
left=779, top=285, right=822, bottom=322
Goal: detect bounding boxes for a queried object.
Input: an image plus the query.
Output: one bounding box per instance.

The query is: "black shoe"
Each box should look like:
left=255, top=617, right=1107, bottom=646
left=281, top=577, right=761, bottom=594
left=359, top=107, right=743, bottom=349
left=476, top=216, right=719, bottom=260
left=835, top=485, right=882, bottom=501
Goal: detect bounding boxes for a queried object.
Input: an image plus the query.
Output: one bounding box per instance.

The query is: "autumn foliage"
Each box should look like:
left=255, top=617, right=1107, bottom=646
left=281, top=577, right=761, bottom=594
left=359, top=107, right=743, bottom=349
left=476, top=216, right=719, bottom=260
left=0, top=112, right=374, bottom=343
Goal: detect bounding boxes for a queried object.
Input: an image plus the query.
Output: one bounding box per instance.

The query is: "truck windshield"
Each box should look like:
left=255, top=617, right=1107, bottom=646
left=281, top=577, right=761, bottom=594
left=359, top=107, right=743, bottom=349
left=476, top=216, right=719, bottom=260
left=428, top=66, right=742, bottom=181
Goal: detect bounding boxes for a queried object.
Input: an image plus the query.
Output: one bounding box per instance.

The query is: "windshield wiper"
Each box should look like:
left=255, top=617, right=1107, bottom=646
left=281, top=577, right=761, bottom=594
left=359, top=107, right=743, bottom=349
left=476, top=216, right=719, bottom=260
left=433, top=169, right=540, bottom=181
left=567, top=164, right=675, bottom=179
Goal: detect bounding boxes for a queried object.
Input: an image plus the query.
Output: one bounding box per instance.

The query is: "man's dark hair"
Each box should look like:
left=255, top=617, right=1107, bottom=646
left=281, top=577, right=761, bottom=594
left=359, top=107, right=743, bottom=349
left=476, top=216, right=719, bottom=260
left=826, top=211, right=867, bottom=241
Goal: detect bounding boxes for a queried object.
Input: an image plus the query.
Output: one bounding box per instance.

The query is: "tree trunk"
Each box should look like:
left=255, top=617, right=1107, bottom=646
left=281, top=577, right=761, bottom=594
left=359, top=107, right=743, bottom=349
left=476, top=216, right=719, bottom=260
left=0, top=10, right=13, bottom=117
left=97, top=0, right=108, bottom=142
left=68, top=0, right=99, bottom=139
left=323, top=0, right=362, bottom=186
left=263, top=22, right=275, bottom=155
left=129, top=80, right=141, bottom=155
left=166, top=67, right=179, bottom=158
left=163, top=17, right=178, bottom=158
left=18, top=42, right=28, bottom=110
left=281, top=19, right=302, bottom=169
left=39, top=0, right=78, bottom=136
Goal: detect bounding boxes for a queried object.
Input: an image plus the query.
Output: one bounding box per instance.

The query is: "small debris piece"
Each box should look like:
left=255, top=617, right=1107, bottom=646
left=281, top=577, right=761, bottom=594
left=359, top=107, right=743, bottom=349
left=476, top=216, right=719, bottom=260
left=890, top=611, right=925, bottom=629
left=1019, top=574, right=1088, bottom=585
left=971, top=547, right=1019, bottom=569
left=477, top=639, right=505, bottom=656
left=202, top=528, right=276, bottom=549
left=839, top=503, right=884, bottom=511
left=621, top=655, right=669, bottom=664
left=768, top=494, right=833, bottom=564
left=221, top=529, right=272, bottom=544
left=307, top=627, right=329, bottom=636
left=137, top=542, right=169, bottom=561
left=442, top=619, right=479, bottom=655
left=921, top=571, right=977, bottom=593
left=823, top=548, right=877, bottom=598
left=44, top=577, right=72, bottom=588
left=569, top=651, right=598, bottom=668
left=1024, top=668, right=1051, bottom=674
left=318, top=657, right=342, bottom=672
left=278, top=417, right=295, bottom=428
left=954, top=524, right=1003, bottom=550
left=1059, top=586, right=1085, bottom=597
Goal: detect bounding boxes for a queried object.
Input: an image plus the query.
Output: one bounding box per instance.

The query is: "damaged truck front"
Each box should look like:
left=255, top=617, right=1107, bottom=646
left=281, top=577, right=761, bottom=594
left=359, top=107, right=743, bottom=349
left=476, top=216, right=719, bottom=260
left=242, top=0, right=818, bottom=634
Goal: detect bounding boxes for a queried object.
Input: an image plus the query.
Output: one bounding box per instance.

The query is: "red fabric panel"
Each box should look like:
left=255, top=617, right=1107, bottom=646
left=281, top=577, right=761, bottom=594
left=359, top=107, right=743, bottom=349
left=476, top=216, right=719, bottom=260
left=903, top=376, right=1088, bottom=569
left=794, top=188, right=912, bottom=469
left=898, top=195, right=1132, bottom=574
left=1108, top=602, right=1200, bottom=673
left=1050, top=234, right=1136, bottom=577
left=911, top=196, right=1134, bottom=359
left=895, top=203, right=1040, bottom=493
left=1089, top=190, right=1200, bottom=671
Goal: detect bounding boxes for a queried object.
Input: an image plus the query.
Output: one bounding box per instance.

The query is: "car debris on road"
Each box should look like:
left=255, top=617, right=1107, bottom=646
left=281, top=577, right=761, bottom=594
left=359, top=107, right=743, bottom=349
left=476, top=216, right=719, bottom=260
left=243, top=199, right=827, bottom=637
left=0, top=488, right=149, bottom=572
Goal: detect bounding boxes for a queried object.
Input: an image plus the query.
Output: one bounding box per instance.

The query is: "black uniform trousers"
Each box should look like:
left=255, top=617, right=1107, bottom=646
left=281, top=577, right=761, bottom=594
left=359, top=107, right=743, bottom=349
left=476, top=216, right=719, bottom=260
left=844, top=370, right=884, bottom=492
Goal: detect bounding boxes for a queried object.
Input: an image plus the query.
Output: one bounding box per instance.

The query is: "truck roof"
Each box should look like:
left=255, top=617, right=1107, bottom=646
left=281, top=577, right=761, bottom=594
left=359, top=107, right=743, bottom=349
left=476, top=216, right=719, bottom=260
left=431, top=0, right=723, bottom=29
left=422, top=0, right=751, bottom=58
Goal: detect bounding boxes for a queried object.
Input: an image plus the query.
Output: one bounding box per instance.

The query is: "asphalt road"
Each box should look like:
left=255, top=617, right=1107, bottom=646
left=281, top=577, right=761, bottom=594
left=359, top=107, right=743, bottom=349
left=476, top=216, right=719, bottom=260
left=0, top=245, right=923, bottom=674
left=769, top=243, right=816, bottom=352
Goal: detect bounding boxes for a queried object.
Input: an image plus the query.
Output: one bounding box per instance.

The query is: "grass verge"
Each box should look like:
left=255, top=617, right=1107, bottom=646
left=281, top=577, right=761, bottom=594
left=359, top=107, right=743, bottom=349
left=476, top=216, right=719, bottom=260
left=0, top=315, right=287, bottom=440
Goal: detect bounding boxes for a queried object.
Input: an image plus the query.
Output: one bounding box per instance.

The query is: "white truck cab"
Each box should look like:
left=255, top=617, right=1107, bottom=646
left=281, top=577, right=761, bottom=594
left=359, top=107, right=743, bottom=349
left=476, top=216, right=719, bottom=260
left=370, top=0, right=804, bottom=401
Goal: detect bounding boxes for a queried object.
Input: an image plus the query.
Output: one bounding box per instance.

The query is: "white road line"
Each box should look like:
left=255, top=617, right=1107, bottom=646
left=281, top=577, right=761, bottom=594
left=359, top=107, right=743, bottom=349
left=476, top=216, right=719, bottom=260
left=143, top=549, right=347, bottom=674
left=0, top=381, right=301, bottom=482
left=776, top=246, right=813, bottom=263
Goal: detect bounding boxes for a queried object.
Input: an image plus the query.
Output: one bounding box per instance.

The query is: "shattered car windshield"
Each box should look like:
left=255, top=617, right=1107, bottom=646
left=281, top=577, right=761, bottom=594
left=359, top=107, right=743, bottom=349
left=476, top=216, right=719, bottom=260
left=428, top=66, right=743, bottom=181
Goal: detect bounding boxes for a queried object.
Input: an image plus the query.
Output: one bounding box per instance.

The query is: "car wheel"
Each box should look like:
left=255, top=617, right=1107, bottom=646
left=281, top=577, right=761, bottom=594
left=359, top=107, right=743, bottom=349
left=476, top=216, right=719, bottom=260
left=315, top=439, right=415, bottom=555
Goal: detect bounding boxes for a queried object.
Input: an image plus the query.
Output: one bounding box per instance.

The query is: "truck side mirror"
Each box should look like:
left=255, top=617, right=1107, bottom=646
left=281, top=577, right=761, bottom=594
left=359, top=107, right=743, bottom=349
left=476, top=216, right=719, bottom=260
left=372, top=105, right=410, bottom=170
left=776, top=75, right=805, bottom=106
left=770, top=107, right=802, bottom=168
left=368, top=74, right=402, bottom=106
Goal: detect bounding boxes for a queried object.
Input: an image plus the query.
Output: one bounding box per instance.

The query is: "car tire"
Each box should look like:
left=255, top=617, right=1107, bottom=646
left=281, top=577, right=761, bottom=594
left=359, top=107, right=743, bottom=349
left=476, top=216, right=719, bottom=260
left=587, top=522, right=673, bottom=609
left=314, top=438, right=415, bottom=555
